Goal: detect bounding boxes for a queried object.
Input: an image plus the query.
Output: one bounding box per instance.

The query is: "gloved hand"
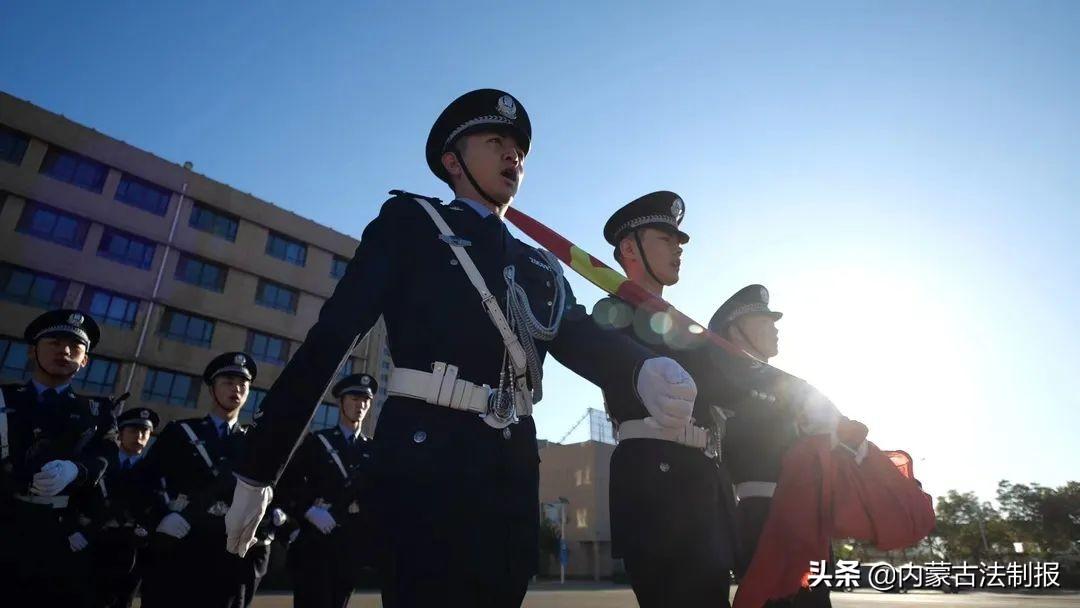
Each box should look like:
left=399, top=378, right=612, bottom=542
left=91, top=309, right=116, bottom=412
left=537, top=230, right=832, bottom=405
left=271, top=507, right=288, bottom=527
left=31, top=460, right=79, bottom=497
left=68, top=532, right=89, bottom=552
left=636, top=357, right=697, bottom=429
left=796, top=386, right=841, bottom=436
left=156, top=513, right=191, bottom=539
left=305, top=505, right=337, bottom=535
left=225, top=476, right=273, bottom=557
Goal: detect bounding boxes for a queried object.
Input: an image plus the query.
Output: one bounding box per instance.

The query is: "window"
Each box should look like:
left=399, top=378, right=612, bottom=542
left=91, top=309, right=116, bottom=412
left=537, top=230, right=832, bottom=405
left=330, top=256, right=348, bottom=279
left=0, top=264, right=68, bottom=308
left=115, top=174, right=171, bottom=216
left=39, top=147, right=109, bottom=193
left=576, top=508, right=589, bottom=529
left=80, top=287, right=139, bottom=329
left=159, top=308, right=215, bottom=348
left=142, top=367, right=199, bottom=408
left=0, top=125, right=29, bottom=165
left=247, top=330, right=290, bottom=365
left=188, top=202, right=238, bottom=242
left=16, top=201, right=90, bottom=249
left=241, top=388, right=267, bottom=424
left=311, top=402, right=339, bottom=431
left=335, top=358, right=354, bottom=384
left=97, top=228, right=156, bottom=270
left=0, top=337, right=31, bottom=382
left=254, top=279, right=297, bottom=314
left=174, top=253, right=227, bottom=292
left=71, top=356, right=120, bottom=396
left=266, top=232, right=307, bottom=267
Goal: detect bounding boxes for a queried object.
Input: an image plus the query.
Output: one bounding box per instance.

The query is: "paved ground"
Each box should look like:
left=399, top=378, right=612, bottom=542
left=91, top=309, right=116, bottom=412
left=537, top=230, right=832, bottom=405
left=226, top=583, right=1080, bottom=607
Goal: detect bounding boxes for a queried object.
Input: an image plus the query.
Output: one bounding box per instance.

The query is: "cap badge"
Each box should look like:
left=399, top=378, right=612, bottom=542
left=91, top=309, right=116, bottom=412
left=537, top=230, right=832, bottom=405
left=234, top=354, right=246, bottom=366
left=361, top=376, right=370, bottom=385
left=68, top=313, right=84, bottom=327
left=760, top=287, right=769, bottom=303
left=496, top=95, right=518, bottom=120
left=671, top=198, right=684, bottom=221
left=140, top=410, right=150, bottom=419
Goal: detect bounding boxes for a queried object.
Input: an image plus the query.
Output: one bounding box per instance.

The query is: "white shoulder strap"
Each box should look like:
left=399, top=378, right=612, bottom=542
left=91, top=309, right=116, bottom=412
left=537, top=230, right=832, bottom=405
left=316, top=433, right=349, bottom=480
left=179, top=422, right=218, bottom=476
left=0, top=388, right=9, bottom=460
left=412, top=197, right=527, bottom=373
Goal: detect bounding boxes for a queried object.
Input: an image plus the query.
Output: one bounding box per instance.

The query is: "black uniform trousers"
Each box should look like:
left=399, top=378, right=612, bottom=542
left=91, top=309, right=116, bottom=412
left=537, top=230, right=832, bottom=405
left=610, top=439, right=736, bottom=608
left=88, top=528, right=144, bottom=608
left=288, top=526, right=370, bottom=608
left=0, top=501, right=93, bottom=608
left=140, top=528, right=269, bottom=608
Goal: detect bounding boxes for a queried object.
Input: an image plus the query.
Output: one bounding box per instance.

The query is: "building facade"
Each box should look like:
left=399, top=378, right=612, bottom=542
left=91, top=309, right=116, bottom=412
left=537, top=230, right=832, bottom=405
left=0, top=91, right=390, bottom=434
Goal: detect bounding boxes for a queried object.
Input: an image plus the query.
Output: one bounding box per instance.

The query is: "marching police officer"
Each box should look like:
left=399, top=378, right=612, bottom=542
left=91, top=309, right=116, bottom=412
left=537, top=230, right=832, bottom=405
left=82, top=406, right=159, bottom=608
left=0, top=309, right=116, bottom=608
left=595, top=192, right=737, bottom=607
left=279, top=373, right=379, bottom=608
left=224, top=89, right=699, bottom=608
left=711, top=285, right=832, bottom=607
left=138, top=352, right=279, bottom=608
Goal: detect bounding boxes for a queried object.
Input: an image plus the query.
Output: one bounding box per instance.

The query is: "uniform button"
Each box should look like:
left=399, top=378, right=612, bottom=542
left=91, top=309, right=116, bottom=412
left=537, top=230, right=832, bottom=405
left=659, top=462, right=671, bottom=473
left=412, top=430, right=427, bottom=444
left=545, top=281, right=551, bottom=287
left=450, top=259, right=459, bottom=266
left=502, top=427, right=512, bottom=440
left=546, top=301, right=552, bottom=307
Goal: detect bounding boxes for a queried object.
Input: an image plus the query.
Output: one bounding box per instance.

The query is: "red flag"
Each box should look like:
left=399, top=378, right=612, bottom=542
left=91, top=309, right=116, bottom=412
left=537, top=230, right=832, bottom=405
left=732, top=420, right=935, bottom=608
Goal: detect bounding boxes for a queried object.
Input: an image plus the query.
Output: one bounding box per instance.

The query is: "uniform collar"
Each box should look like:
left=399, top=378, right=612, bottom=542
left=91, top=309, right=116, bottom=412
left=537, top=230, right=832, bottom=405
left=338, top=421, right=363, bottom=442
left=208, top=412, right=237, bottom=433
left=454, top=197, right=494, bottom=219
left=31, top=379, right=71, bottom=399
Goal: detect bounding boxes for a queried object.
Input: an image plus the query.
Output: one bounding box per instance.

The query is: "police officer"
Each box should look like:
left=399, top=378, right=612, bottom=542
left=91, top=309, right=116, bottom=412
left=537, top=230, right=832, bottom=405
left=595, top=192, right=736, bottom=607
left=224, top=89, right=699, bottom=608
left=711, top=285, right=832, bottom=607
left=138, top=353, right=280, bottom=608
left=82, top=406, right=159, bottom=608
left=0, top=309, right=116, bottom=608
left=279, top=373, right=379, bottom=608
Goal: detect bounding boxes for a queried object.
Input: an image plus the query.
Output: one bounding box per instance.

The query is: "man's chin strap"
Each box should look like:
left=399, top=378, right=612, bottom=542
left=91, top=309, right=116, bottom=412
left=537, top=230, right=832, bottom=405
left=733, top=323, right=767, bottom=361
left=453, top=150, right=508, bottom=210
left=632, top=230, right=665, bottom=287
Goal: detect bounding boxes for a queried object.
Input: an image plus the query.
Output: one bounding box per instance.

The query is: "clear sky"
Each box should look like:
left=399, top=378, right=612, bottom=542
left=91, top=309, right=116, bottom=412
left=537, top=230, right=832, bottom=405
left=4, top=1, right=1078, bottom=503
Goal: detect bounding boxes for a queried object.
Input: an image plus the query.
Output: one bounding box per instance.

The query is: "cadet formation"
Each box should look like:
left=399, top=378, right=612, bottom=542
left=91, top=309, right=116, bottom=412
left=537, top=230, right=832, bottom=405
left=1, top=89, right=838, bottom=608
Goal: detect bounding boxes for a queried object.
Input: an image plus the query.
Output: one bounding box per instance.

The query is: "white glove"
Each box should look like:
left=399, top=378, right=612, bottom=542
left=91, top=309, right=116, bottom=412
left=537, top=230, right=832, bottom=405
left=271, top=507, right=288, bottom=527
left=31, top=460, right=79, bottom=497
left=68, top=532, right=89, bottom=552
left=225, top=476, right=273, bottom=557
left=305, top=505, right=337, bottom=535
left=636, top=357, right=697, bottom=429
left=156, top=513, right=191, bottom=539
left=797, top=388, right=841, bottom=436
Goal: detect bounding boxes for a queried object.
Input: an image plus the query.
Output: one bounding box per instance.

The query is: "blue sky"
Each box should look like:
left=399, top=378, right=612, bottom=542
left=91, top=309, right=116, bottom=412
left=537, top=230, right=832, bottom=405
left=4, top=1, right=1078, bottom=502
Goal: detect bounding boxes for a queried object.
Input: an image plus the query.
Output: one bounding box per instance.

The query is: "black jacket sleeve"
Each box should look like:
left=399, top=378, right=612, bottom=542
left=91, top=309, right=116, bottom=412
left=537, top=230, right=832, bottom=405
left=236, top=198, right=412, bottom=485
left=547, top=280, right=653, bottom=409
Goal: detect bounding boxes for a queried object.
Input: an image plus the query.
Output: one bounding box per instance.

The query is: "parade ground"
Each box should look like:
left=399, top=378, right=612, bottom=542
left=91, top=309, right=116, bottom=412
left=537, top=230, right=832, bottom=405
left=161, top=583, right=1080, bottom=608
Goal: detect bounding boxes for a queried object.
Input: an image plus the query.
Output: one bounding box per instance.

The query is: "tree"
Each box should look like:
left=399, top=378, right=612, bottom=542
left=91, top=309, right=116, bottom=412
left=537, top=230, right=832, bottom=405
left=997, top=481, right=1080, bottom=556
left=933, top=490, right=1013, bottom=561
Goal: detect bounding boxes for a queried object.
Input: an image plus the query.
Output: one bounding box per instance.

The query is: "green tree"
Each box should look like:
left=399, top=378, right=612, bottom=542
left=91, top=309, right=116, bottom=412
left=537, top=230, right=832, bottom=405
left=933, top=490, right=1013, bottom=561
left=997, top=481, right=1080, bottom=556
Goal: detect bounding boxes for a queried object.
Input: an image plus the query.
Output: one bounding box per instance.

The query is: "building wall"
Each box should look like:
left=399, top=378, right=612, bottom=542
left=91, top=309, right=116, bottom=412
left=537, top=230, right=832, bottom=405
left=0, top=91, right=391, bottom=431
left=538, top=440, right=621, bottom=579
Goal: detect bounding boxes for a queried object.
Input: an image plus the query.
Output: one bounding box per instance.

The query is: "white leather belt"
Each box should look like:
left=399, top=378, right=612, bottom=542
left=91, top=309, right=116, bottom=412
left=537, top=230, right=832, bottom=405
left=387, top=363, right=533, bottom=418
left=15, top=494, right=70, bottom=509
left=735, top=481, right=777, bottom=499
left=617, top=419, right=710, bottom=450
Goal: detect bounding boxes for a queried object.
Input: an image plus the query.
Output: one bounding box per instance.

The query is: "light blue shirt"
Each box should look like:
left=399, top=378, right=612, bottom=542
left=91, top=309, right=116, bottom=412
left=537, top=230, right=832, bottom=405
left=31, top=380, right=71, bottom=402
left=456, top=197, right=494, bottom=219
left=208, top=412, right=236, bottom=438
left=339, top=422, right=363, bottom=443
left=118, top=452, right=142, bottom=468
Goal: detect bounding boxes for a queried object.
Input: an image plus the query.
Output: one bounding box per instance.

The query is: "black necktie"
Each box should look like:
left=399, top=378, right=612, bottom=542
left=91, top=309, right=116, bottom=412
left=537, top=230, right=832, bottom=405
left=121, top=458, right=132, bottom=471
left=40, top=388, right=59, bottom=403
